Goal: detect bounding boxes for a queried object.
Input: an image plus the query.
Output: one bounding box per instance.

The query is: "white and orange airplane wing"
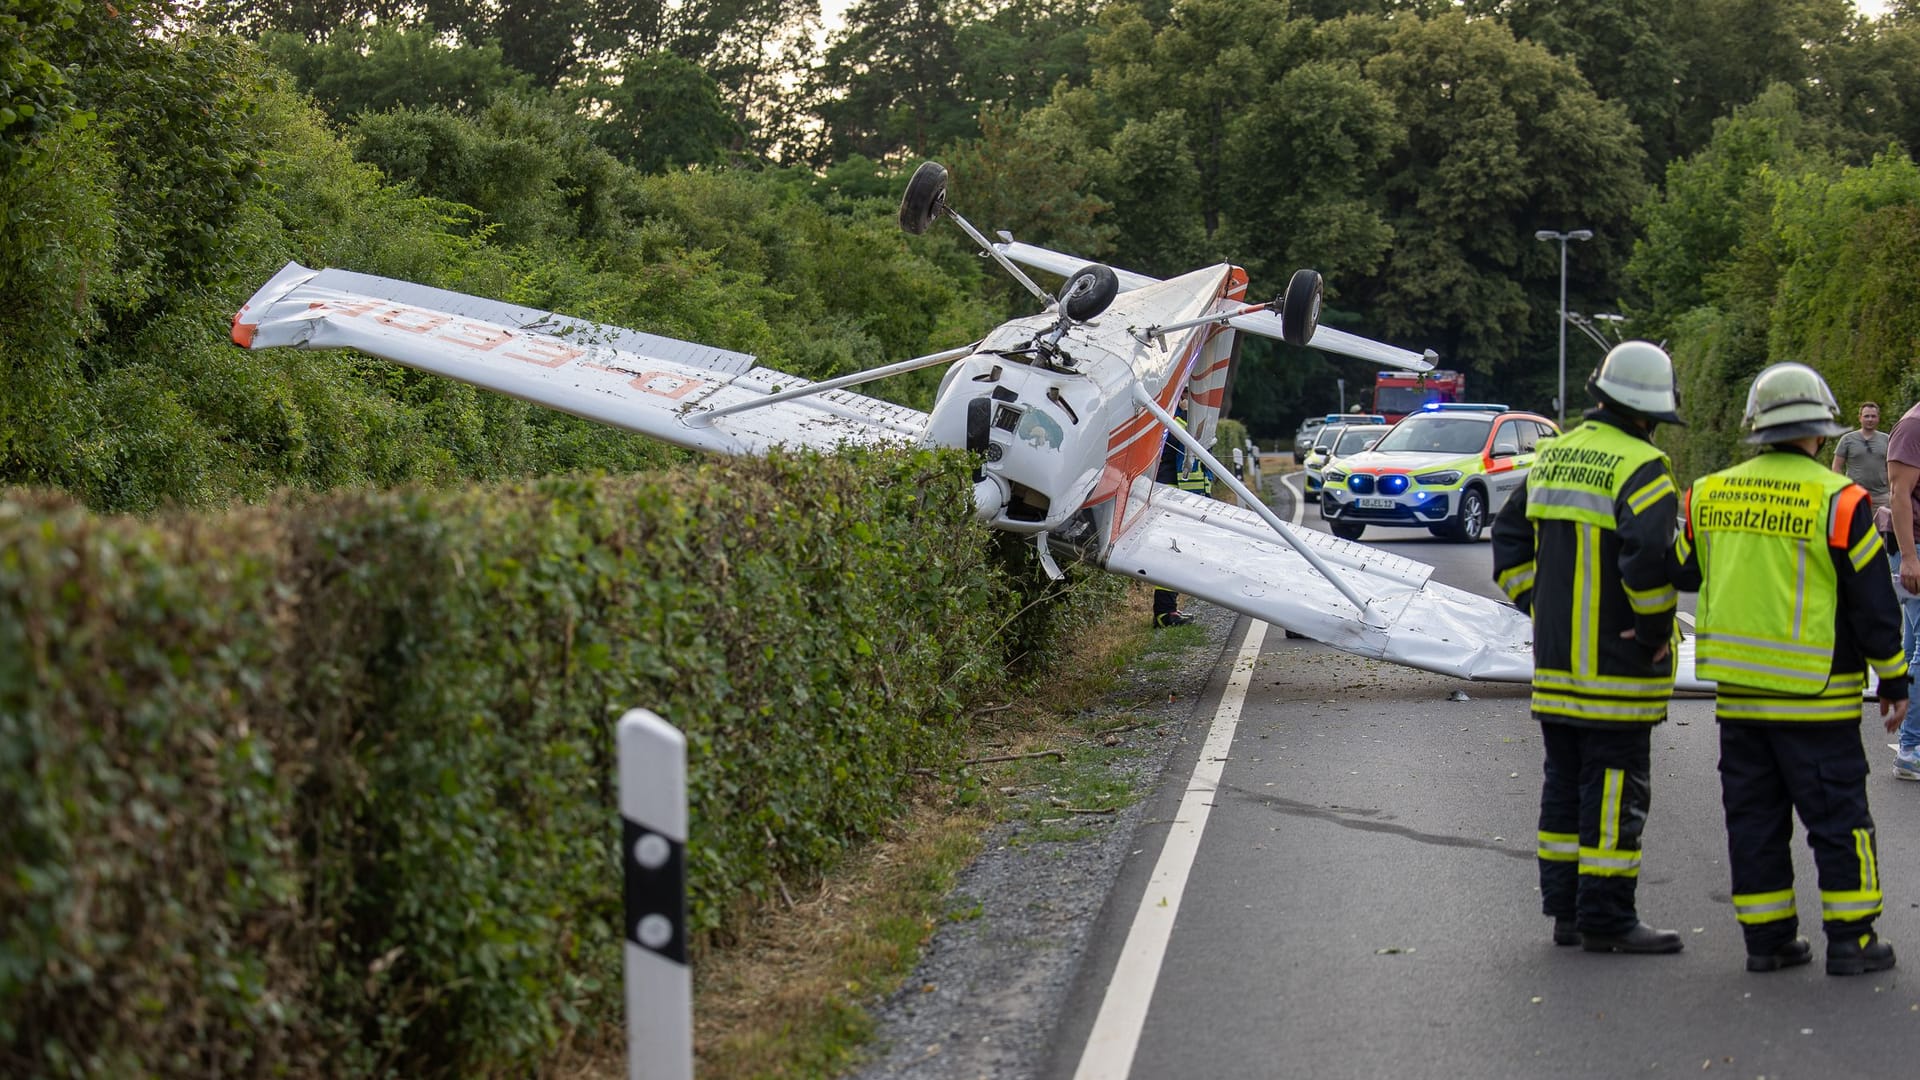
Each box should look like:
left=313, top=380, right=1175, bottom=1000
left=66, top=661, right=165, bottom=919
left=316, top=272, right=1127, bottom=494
left=231, top=263, right=928, bottom=456
left=1112, top=488, right=1715, bottom=690
left=1111, top=487, right=1535, bottom=681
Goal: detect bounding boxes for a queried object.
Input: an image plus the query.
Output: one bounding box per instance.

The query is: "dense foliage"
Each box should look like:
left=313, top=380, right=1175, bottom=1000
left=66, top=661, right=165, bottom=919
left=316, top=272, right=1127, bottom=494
left=0, top=451, right=1122, bottom=1077
left=11, top=1, right=1920, bottom=466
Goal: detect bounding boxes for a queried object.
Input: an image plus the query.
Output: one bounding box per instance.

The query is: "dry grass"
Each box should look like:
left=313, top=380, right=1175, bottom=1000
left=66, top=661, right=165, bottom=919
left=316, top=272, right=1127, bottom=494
left=556, top=583, right=1161, bottom=1079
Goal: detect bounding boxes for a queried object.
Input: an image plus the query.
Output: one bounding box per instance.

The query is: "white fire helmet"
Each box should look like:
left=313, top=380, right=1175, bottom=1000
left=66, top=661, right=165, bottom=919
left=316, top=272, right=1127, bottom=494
left=1588, top=340, right=1682, bottom=425
left=1742, top=362, right=1847, bottom=444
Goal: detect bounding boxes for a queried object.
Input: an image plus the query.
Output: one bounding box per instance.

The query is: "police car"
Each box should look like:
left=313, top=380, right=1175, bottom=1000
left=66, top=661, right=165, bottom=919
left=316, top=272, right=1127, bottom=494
left=1319, top=404, right=1559, bottom=542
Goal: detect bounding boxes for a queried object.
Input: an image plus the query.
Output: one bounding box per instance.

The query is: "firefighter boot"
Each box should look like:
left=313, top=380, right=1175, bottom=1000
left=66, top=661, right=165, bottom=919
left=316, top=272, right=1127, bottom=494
left=1581, top=922, right=1684, bottom=954
left=1552, top=917, right=1579, bottom=947
left=1746, top=937, right=1812, bottom=973
left=1826, top=931, right=1896, bottom=976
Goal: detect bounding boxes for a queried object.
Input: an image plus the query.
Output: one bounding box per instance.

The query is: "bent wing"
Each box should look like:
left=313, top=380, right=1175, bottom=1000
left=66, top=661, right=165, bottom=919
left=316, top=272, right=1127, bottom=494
left=1107, top=487, right=1534, bottom=681
left=1225, top=309, right=1437, bottom=373
left=992, top=240, right=1434, bottom=372
left=1111, top=487, right=1723, bottom=690
left=232, top=263, right=928, bottom=456
left=993, top=240, right=1162, bottom=293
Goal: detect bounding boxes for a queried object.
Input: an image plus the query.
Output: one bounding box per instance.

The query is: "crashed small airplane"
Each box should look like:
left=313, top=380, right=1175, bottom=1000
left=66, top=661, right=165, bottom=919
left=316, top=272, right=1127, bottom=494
left=232, top=161, right=1544, bottom=682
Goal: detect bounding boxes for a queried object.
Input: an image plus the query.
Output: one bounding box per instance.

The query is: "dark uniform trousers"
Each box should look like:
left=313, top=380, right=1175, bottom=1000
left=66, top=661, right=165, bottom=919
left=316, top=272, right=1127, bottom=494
left=1719, top=722, right=1880, bottom=951
left=1539, top=723, right=1652, bottom=934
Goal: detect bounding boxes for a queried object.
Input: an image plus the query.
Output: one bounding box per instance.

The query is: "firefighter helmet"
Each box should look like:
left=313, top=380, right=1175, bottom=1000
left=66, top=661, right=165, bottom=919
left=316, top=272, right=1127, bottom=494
left=1588, top=340, right=1683, bottom=425
left=1742, top=362, right=1847, bottom=444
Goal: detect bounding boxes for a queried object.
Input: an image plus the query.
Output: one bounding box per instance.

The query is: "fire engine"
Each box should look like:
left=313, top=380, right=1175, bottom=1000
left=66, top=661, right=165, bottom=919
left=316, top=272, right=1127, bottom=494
left=1373, top=369, right=1467, bottom=422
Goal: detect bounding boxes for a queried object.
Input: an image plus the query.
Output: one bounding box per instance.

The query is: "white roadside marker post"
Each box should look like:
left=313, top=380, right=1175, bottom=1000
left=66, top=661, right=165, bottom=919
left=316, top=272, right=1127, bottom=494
left=619, top=709, right=692, bottom=1080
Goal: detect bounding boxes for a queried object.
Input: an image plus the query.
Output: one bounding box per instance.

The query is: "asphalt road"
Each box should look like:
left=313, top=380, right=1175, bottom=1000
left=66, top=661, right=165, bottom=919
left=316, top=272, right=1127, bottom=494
left=1043, top=473, right=1918, bottom=1080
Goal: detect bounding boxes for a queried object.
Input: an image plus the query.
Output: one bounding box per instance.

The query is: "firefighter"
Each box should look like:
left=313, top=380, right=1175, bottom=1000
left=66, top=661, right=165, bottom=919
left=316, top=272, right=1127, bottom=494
left=1491, top=340, right=1685, bottom=954
left=1672, top=362, right=1908, bottom=975
left=1152, top=412, right=1209, bottom=627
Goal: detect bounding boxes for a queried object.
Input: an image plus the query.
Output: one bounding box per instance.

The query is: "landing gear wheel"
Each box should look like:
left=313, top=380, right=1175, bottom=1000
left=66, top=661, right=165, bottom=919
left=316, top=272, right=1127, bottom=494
left=1442, top=487, right=1486, bottom=542
left=899, top=161, right=948, bottom=235
left=1061, top=264, right=1119, bottom=321
left=1281, top=269, right=1324, bottom=347
left=1330, top=521, right=1365, bottom=541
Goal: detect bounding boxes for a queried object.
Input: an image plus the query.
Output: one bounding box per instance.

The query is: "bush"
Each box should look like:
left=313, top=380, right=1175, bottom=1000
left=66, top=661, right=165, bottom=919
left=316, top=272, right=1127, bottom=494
left=1, top=448, right=1095, bottom=1077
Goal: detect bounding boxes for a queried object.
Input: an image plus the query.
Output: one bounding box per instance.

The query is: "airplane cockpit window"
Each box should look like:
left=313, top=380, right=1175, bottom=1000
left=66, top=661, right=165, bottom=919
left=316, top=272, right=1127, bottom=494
left=1371, top=415, right=1493, bottom=456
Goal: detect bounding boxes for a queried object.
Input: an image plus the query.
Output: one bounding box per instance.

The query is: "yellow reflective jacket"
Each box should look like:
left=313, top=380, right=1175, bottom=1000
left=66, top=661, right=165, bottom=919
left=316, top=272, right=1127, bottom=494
left=1675, top=447, right=1909, bottom=722
left=1491, top=413, right=1678, bottom=725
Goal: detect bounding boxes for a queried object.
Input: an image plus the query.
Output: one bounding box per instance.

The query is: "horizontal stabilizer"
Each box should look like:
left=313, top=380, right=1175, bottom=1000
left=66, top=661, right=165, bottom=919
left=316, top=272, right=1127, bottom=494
left=1226, top=310, right=1437, bottom=373
left=991, top=240, right=1435, bottom=372
left=992, top=240, right=1160, bottom=292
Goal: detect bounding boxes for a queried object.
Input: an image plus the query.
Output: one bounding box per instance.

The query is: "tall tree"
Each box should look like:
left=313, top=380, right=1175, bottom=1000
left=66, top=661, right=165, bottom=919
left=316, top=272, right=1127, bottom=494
left=1353, top=12, right=1647, bottom=384
left=258, top=24, right=535, bottom=121
left=1664, top=0, right=1854, bottom=162
left=579, top=51, right=743, bottom=172
left=1477, top=0, right=1684, bottom=172
left=812, top=0, right=971, bottom=163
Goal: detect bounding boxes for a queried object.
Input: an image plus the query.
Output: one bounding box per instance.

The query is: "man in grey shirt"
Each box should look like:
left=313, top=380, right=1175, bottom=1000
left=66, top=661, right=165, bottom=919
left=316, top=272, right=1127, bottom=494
left=1834, top=401, right=1890, bottom=512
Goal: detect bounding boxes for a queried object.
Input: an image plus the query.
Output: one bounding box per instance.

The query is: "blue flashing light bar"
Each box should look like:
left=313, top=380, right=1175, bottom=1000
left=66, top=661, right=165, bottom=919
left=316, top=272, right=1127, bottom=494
left=1420, top=402, right=1509, bottom=412
left=1326, top=413, right=1389, bottom=424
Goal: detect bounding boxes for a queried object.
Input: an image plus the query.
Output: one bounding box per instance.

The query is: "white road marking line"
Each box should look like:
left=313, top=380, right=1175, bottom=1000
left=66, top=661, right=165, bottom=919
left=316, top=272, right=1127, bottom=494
left=1279, top=473, right=1305, bottom=526
left=1072, top=621, right=1269, bottom=1080
left=1676, top=611, right=1694, bottom=630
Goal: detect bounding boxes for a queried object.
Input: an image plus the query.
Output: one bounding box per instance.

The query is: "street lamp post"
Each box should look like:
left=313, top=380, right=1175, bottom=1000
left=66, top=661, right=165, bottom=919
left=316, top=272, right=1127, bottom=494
left=1535, top=228, right=1593, bottom=423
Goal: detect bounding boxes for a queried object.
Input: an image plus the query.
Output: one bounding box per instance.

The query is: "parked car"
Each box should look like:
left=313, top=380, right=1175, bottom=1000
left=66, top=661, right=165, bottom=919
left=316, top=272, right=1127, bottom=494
left=1319, top=404, right=1559, bottom=542
left=1292, top=418, right=1327, bottom=463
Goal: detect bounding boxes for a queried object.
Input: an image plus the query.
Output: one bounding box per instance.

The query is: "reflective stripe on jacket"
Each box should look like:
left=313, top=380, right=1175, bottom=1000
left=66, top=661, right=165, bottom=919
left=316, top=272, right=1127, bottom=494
left=1491, top=413, right=1679, bottom=726
left=1674, top=447, right=1909, bottom=720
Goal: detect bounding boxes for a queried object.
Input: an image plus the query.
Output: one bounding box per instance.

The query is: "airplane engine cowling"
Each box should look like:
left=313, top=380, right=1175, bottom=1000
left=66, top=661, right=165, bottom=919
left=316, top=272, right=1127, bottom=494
left=971, top=475, right=1008, bottom=524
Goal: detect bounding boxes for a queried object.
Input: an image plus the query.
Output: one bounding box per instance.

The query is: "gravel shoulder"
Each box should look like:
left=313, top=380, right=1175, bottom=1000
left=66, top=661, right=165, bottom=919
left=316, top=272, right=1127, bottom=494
left=843, top=603, right=1238, bottom=1080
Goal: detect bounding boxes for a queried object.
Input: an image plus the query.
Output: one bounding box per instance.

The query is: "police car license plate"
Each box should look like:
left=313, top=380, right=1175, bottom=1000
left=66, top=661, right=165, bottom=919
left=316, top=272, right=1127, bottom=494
left=1358, top=497, right=1395, bottom=509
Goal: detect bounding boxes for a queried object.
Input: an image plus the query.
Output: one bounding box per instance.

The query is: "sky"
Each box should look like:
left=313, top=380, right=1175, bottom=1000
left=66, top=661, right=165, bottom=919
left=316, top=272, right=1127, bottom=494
left=818, top=0, right=1895, bottom=23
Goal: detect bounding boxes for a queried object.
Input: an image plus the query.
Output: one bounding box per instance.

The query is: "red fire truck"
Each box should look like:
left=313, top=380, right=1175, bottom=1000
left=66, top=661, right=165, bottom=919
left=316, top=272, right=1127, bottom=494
left=1373, top=369, right=1467, bottom=423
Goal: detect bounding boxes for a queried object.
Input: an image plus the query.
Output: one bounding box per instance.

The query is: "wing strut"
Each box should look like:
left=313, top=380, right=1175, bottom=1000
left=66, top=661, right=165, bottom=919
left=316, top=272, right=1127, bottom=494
left=1134, top=385, right=1384, bottom=627
left=1132, top=297, right=1280, bottom=349
left=688, top=344, right=975, bottom=427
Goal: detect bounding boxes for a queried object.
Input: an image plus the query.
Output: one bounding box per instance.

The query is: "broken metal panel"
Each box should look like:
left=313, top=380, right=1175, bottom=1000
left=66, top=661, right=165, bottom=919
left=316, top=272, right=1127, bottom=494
left=1106, top=489, right=1533, bottom=682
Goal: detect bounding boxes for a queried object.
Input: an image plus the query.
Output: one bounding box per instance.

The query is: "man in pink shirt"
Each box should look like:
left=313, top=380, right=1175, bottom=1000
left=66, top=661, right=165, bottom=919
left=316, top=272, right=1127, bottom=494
left=1881, top=402, right=1920, bottom=777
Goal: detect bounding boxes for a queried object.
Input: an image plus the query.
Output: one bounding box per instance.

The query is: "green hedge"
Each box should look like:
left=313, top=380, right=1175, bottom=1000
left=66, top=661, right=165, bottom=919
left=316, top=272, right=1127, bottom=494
left=0, top=449, right=1112, bottom=1077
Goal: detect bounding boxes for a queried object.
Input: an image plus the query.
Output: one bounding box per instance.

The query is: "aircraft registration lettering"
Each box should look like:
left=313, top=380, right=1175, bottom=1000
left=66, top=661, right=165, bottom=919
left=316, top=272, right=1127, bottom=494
left=311, top=299, right=385, bottom=318
left=628, top=371, right=703, bottom=399
left=583, top=363, right=706, bottom=400
left=320, top=300, right=581, bottom=366
left=374, top=308, right=453, bottom=334
left=440, top=322, right=516, bottom=351
left=501, top=338, right=584, bottom=368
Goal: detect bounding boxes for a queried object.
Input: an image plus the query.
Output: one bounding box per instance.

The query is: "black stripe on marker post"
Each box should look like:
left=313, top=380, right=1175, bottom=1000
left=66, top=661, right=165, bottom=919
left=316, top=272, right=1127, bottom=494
left=623, top=816, right=688, bottom=966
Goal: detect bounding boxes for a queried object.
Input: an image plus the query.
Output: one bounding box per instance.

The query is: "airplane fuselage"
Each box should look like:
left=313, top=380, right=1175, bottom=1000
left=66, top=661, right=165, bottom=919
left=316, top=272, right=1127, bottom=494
left=921, top=265, right=1243, bottom=560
